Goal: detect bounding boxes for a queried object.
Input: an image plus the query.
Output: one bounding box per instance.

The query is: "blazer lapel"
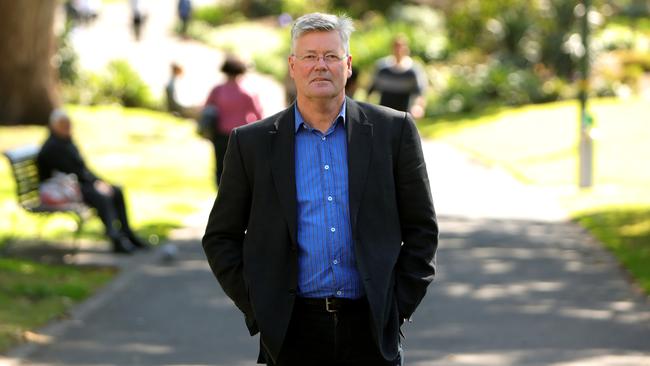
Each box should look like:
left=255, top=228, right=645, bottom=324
left=270, top=106, right=298, bottom=248
left=345, top=98, right=373, bottom=234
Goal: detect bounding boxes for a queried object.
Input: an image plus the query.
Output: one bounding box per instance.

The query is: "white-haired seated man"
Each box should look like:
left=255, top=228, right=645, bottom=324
left=36, top=109, right=147, bottom=254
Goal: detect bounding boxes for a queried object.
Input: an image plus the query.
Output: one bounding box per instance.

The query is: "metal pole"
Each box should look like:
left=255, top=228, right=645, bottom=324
left=578, top=0, right=593, bottom=189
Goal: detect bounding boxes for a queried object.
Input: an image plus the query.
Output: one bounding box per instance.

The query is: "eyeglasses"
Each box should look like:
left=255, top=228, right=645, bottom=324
left=294, top=53, right=347, bottom=66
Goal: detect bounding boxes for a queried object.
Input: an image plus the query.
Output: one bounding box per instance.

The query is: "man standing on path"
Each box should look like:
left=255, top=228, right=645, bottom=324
left=202, top=12, right=438, bottom=365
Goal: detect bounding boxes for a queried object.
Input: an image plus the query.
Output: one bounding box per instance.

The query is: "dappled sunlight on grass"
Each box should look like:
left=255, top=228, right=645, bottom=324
left=575, top=208, right=650, bottom=293
left=0, top=104, right=214, bottom=352
left=0, top=257, right=115, bottom=352
left=420, top=98, right=650, bottom=210
left=1, top=104, right=214, bottom=244
left=420, top=98, right=650, bottom=294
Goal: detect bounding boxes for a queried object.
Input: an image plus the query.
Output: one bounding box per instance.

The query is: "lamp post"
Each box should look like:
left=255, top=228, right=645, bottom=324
left=578, top=0, right=593, bottom=189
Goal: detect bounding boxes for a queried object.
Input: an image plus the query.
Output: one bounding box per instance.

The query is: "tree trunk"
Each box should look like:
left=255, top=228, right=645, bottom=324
left=0, top=0, right=59, bottom=126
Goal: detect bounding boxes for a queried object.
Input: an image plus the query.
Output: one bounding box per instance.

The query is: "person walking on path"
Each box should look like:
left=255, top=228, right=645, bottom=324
left=202, top=12, right=438, bottom=365
left=37, top=109, right=149, bottom=254
left=177, top=0, right=192, bottom=37
left=129, top=0, right=146, bottom=41
left=367, top=35, right=428, bottom=119
left=203, top=55, right=263, bottom=187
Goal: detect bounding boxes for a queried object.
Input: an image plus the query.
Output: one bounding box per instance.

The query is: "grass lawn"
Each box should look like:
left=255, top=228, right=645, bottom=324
left=0, top=105, right=214, bottom=352
left=419, top=97, right=650, bottom=294
left=0, top=258, right=115, bottom=352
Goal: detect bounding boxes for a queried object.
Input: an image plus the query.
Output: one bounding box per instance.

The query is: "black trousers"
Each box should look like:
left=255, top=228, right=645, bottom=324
left=80, top=184, right=134, bottom=240
left=267, top=299, right=402, bottom=366
left=211, top=133, right=229, bottom=188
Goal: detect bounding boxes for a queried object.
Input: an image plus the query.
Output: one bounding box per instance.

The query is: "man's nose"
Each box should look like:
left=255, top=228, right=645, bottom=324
left=314, top=57, right=328, bottom=68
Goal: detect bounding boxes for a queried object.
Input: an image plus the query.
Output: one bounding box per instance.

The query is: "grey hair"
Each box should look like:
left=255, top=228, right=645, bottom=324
left=49, top=108, right=69, bottom=127
left=291, top=13, right=355, bottom=55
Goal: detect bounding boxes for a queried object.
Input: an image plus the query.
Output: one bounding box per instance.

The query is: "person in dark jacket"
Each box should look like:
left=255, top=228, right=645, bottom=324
left=37, top=109, right=148, bottom=254
left=202, top=13, right=438, bottom=365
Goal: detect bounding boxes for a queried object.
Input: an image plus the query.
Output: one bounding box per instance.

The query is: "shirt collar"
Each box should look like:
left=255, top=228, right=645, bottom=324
left=294, top=99, right=347, bottom=133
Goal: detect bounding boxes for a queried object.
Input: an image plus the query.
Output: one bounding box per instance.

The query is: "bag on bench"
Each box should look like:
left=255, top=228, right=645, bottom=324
left=39, top=172, right=83, bottom=207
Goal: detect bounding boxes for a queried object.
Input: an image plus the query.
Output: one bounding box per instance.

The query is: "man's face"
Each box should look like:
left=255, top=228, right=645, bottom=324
left=288, top=31, right=352, bottom=101
left=52, top=118, right=72, bottom=139
left=393, top=40, right=409, bottom=59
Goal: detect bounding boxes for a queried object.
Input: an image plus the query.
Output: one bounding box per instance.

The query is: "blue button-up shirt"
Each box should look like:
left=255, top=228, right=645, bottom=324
left=294, top=101, right=364, bottom=299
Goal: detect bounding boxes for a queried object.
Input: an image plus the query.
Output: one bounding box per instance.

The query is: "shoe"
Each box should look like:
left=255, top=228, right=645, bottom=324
left=112, top=236, right=136, bottom=254
left=127, top=233, right=150, bottom=250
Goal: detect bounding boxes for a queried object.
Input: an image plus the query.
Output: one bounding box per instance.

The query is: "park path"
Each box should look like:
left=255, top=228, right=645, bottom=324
left=67, top=0, right=285, bottom=116
left=2, top=2, right=650, bottom=365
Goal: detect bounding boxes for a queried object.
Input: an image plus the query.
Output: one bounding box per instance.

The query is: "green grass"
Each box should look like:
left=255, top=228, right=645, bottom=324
left=419, top=97, right=650, bottom=293
left=575, top=208, right=650, bottom=293
left=0, top=258, right=115, bottom=352
left=0, top=105, right=214, bottom=352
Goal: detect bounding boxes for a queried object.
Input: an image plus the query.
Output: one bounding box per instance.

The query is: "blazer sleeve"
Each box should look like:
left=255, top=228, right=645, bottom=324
left=202, top=129, right=258, bottom=335
left=394, top=114, right=439, bottom=320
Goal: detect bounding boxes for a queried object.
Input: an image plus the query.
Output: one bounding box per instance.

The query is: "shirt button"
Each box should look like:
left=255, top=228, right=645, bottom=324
left=333, top=259, right=339, bottom=265
left=330, top=227, right=336, bottom=232
left=324, top=165, right=330, bottom=170
left=336, top=291, right=342, bottom=296
left=327, top=196, right=333, bottom=201
left=322, top=136, right=326, bottom=141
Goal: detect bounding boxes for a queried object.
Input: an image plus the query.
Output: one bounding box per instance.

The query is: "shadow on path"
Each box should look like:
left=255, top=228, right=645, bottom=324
left=7, top=216, right=650, bottom=365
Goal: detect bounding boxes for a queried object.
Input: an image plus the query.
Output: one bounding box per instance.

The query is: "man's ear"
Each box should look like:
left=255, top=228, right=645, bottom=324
left=346, top=56, right=353, bottom=78
left=288, top=55, right=296, bottom=79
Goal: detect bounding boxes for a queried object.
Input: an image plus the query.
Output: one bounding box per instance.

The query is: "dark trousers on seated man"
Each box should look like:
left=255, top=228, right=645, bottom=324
left=270, top=297, right=402, bottom=366
left=81, top=183, right=142, bottom=250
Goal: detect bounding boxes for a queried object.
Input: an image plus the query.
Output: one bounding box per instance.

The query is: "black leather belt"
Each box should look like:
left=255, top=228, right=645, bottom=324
left=296, top=297, right=368, bottom=313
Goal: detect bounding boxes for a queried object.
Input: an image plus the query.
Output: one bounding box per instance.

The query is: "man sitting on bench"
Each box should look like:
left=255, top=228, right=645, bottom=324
left=37, top=109, right=148, bottom=254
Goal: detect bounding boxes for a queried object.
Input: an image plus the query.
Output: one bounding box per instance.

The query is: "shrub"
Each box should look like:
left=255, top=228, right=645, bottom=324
left=62, top=60, right=158, bottom=109
left=54, top=26, right=79, bottom=85
left=193, top=3, right=242, bottom=26
left=425, top=60, right=566, bottom=116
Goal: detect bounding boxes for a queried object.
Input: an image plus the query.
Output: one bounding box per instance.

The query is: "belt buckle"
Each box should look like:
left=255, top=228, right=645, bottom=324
left=325, top=298, right=337, bottom=313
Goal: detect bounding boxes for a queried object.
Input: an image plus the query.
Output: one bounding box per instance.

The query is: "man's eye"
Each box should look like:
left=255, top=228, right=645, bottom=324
left=303, top=55, right=317, bottom=61
left=325, top=54, right=339, bottom=61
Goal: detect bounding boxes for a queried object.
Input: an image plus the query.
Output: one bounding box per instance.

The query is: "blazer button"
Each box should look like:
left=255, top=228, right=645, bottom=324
left=288, top=288, right=296, bottom=295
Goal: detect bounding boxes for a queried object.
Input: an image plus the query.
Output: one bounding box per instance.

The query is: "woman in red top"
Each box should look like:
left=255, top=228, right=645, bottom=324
left=205, top=55, right=263, bottom=187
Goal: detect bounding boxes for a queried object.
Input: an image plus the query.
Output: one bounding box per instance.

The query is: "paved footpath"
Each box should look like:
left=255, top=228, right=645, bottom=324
left=3, top=140, right=649, bottom=366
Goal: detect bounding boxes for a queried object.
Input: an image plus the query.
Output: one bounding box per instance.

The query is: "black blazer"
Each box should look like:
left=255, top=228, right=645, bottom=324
left=37, top=134, right=99, bottom=186
left=202, top=98, right=438, bottom=363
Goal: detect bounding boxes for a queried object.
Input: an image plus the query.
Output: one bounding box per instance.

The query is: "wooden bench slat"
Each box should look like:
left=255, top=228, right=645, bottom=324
left=3, top=145, right=93, bottom=238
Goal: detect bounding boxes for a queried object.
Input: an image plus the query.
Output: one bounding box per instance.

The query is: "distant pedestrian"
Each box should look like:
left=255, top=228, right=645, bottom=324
left=37, top=109, right=149, bottom=254
left=177, top=0, right=192, bottom=37
left=203, top=55, right=263, bottom=186
left=367, top=35, right=428, bottom=118
left=130, top=0, right=146, bottom=41
left=166, top=62, right=184, bottom=115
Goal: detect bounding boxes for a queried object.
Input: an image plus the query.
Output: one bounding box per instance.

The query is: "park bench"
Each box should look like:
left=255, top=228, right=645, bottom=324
left=3, top=145, right=92, bottom=239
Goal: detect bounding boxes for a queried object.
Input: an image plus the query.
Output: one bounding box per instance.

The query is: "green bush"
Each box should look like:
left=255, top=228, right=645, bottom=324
left=55, top=26, right=79, bottom=86
left=254, top=51, right=288, bottom=82
left=62, top=60, right=157, bottom=109
left=426, top=61, right=566, bottom=116
left=103, top=60, right=155, bottom=108
left=193, top=3, right=242, bottom=26
left=594, top=24, right=636, bottom=51
left=280, top=0, right=331, bottom=17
